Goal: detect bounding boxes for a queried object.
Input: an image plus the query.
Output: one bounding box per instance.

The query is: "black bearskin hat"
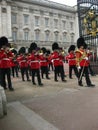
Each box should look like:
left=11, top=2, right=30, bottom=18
left=68, top=45, right=76, bottom=53
left=41, top=47, right=46, bottom=54
left=29, top=42, right=37, bottom=51
left=18, top=47, right=26, bottom=54
left=11, top=49, right=17, bottom=55
left=46, top=49, right=51, bottom=54
left=52, top=42, right=59, bottom=51
left=0, top=36, right=9, bottom=48
left=84, top=43, right=88, bottom=49
left=77, top=37, right=85, bottom=48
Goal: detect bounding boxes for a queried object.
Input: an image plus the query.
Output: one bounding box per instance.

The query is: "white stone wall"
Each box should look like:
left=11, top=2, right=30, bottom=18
left=0, top=0, right=79, bottom=47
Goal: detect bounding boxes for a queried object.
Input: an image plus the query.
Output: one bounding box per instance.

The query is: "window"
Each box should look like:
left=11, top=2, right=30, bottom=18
left=24, top=14, right=29, bottom=25
left=63, top=34, right=66, bottom=42
left=62, top=20, right=66, bottom=29
left=12, top=31, right=17, bottom=41
left=54, top=33, right=58, bottom=41
left=54, top=19, right=58, bottom=28
left=45, top=33, right=49, bottom=41
left=11, top=13, right=17, bottom=24
left=24, top=32, right=29, bottom=41
left=35, top=32, right=39, bottom=41
left=70, top=22, right=73, bottom=30
left=35, top=16, right=39, bottom=26
left=71, top=35, right=74, bottom=43
left=45, top=18, right=49, bottom=27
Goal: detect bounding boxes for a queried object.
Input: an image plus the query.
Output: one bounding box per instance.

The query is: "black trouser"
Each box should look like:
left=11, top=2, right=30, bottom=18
left=78, top=66, right=91, bottom=85
left=31, top=69, right=42, bottom=85
left=20, top=67, right=29, bottom=81
left=41, top=66, right=49, bottom=79
left=88, top=64, right=95, bottom=75
left=49, top=62, right=54, bottom=71
left=58, top=65, right=65, bottom=81
left=69, top=65, right=79, bottom=78
left=54, top=66, right=59, bottom=81
left=11, top=66, right=19, bottom=77
left=0, top=68, right=1, bottom=85
left=0, top=68, right=13, bottom=89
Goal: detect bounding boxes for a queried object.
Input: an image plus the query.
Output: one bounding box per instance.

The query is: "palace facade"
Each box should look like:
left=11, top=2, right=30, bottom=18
left=0, top=0, right=79, bottom=49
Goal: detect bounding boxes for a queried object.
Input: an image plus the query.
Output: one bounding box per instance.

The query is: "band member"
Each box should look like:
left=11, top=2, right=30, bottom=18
left=51, top=42, right=66, bottom=82
left=66, top=45, right=78, bottom=79
left=28, top=42, right=43, bottom=86
left=17, top=47, right=30, bottom=81
left=59, top=47, right=66, bottom=81
left=40, top=47, right=50, bottom=79
left=0, top=36, right=14, bottom=91
left=75, top=37, right=95, bottom=87
left=10, top=49, right=19, bottom=78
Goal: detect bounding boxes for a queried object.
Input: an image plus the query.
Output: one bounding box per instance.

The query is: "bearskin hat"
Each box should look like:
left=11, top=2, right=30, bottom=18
left=18, top=47, right=26, bottom=54
left=52, top=42, right=59, bottom=51
left=46, top=49, right=51, bottom=55
left=83, top=43, right=88, bottom=49
left=11, top=49, right=17, bottom=55
left=41, top=47, right=46, bottom=54
left=77, top=37, right=85, bottom=48
left=68, top=45, right=76, bottom=53
left=29, top=42, right=37, bottom=51
left=0, top=36, right=9, bottom=48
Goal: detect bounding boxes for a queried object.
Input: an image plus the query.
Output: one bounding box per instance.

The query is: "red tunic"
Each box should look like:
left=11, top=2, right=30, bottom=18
left=28, top=53, right=40, bottom=69
left=51, top=51, right=60, bottom=67
left=75, top=49, right=89, bottom=67
left=67, top=52, right=76, bottom=66
left=0, top=49, right=13, bottom=68
left=17, top=54, right=28, bottom=68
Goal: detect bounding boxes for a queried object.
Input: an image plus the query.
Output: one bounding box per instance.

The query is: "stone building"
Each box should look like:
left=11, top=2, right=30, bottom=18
left=0, top=0, right=79, bottom=49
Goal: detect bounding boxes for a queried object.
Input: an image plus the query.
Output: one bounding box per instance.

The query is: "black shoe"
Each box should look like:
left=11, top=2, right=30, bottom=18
left=46, top=77, right=50, bottom=80
left=4, top=87, right=7, bottom=90
left=55, top=80, right=58, bottom=82
left=87, top=84, right=95, bottom=87
left=9, top=88, right=14, bottom=91
left=39, top=83, right=43, bottom=86
left=33, top=82, right=36, bottom=85
left=69, top=77, right=73, bottom=79
left=78, top=83, right=83, bottom=86
left=27, top=79, right=31, bottom=81
left=62, top=79, right=67, bottom=82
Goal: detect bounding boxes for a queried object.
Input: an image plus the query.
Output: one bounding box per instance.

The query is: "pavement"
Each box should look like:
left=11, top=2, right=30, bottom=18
left=0, top=64, right=98, bottom=130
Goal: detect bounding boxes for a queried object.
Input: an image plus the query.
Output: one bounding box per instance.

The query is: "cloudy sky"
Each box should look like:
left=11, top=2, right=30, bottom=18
left=50, top=0, right=77, bottom=6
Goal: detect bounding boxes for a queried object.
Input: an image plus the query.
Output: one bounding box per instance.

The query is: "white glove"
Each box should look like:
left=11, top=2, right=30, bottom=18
left=85, top=57, right=88, bottom=60
left=78, top=66, right=81, bottom=69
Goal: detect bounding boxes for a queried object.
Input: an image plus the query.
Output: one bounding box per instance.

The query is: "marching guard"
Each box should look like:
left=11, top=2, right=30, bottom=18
left=28, top=42, right=43, bottom=86
left=75, top=37, right=95, bottom=87
left=17, top=47, right=30, bottom=81
left=0, top=36, right=14, bottom=91
left=66, top=45, right=78, bottom=79
left=51, top=42, right=66, bottom=82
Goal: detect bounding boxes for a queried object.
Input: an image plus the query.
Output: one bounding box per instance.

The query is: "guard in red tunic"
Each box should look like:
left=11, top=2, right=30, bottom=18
left=0, top=36, right=14, bottom=91
left=10, top=49, right=19, bottom=78
left=28, top=42, right=43, bottom=86
left=39, top=47, right=50, bottom=79
left=51, top=42, right=66, bottom=82
left=75, top=37, right=95, bottom=87
left=67, top=45, right=78, bottom=79
left=17, top=47, right=30, bottom=81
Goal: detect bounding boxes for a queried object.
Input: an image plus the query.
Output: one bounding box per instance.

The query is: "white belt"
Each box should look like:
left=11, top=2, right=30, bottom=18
left=2, top=58, right=9, bottom=61
left=30, top=60, right=39, bottom=63
left=20, top=60, right=26, bottom=63
left=40, top=60, right=47, bottom=62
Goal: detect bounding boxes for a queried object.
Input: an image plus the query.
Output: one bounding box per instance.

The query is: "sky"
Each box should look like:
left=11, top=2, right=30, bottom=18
left=50, top=0, right=77, bottom=6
